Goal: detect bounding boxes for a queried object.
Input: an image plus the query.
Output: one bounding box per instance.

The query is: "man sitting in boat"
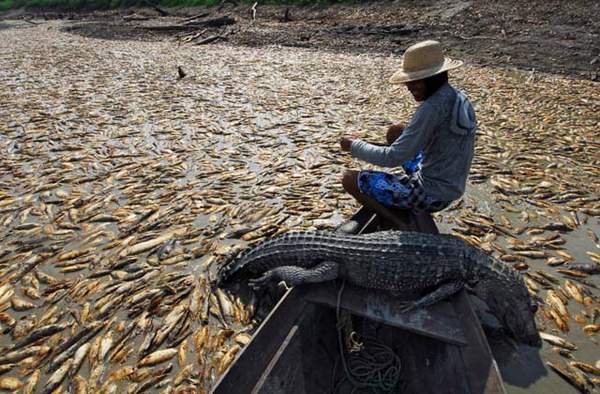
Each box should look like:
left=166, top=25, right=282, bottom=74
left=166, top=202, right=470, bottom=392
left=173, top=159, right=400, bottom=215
left=339, top=40, right=476, bottom=232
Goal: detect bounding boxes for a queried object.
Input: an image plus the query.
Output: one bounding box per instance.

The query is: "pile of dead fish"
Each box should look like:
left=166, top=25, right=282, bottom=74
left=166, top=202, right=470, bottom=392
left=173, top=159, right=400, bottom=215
left=0, top=20, right=598, bottom=393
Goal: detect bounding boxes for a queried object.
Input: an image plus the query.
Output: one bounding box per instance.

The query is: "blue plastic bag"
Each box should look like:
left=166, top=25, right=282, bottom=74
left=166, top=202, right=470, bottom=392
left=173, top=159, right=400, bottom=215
left=402, top=151, right=423, bottom=174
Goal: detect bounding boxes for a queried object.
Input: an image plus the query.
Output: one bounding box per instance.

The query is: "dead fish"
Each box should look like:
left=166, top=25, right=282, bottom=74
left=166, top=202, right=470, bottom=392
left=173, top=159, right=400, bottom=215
left=108, top=366, right=135, bottom=382
left=137, top=348, right=178, bottom=367
left=193, top=326, right=210, bottom=362
left=513, top=262, right=529, bottom=270
left=524, top=277, right=540, bottom=292
left=539, top=332, right=577, bottom=350
left=540, top=222, right=572, bottom=232
left=111, top=346, right=134, bottom=364
left=536, top=270, right=560, bottom=284
left=173, top=364, right=193, bottom=386
left=11, top=323, right=66, bottom=350
left=0, top=377, right=23, bottom=391
left=564, top=263, right=600, bottom=275
left=546, top=256, right=566, bottom=266
left=547, top=361, right=591, bottom=394
left=57, top=249, right=89, bottom=262
left=178, top=338, right=188, bottom=367
left=553, top=347, right=573, bottom=359
left=119, top=230, right=184, bottom=257
left=216, top=288, right=234, bottom=322
left=547, top=290, right=569, bottom=317
left=515, top=250, right=547, bottom=259
left=69, top=343, right=90, bottom=379
left=0, top=345, right=50, bottom=365
left=71, top=375, right=88, bottom=394
left=583, top=324, right=600, bottom=334
left=499, top=254, right=524, bottom=263
left=11, top=316, right=36, bottom=340
left=102, top=383, right=118, bottom=394
left=217, top=344, right=240, bottom=375
left=157, top=239, right=177, bottom=260
left=46, top=321, right=104, bottom=374
left=570, top=361, right=600, bottom=376
left=0, top=364, right=14, bottom=375
left=564, top=280, right=585, bottom=304
left=551, top=311, right=569, bottom=333
left=86, top=363, right=105, bottom=393
left=22, top=286, right=41, bottom=300
left=99, top=330, right=114, bottom=361
left=35, top=270, right=59, bottom=285
left=557, top=269, right=588, bottom=278
left=0, top=285, right=14, bottom=304
left=556, top=250, right=574, bottom=261
left=234, top=332, right=252, bottom=345
left=43, top=358, right=73, bottom=394
left=22, top=369, right=40, bottom=394
left=525, top=272, right=552, bottom=288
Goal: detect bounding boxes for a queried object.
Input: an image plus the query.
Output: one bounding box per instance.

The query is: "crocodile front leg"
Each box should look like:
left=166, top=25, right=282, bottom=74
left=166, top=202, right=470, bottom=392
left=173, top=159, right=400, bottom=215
left=400, top=281, right=464, bottom=313
left=248, top=260, right=339, bottom=289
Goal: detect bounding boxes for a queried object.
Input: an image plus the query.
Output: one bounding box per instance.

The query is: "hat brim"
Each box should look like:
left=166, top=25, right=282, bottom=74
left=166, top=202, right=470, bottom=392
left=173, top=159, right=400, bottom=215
left=389, top=57, right=463, bottom=84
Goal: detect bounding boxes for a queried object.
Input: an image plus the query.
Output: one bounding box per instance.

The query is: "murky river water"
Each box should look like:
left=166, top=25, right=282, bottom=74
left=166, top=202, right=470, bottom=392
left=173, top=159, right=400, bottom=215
left=0, top=19, right=598, bottom=393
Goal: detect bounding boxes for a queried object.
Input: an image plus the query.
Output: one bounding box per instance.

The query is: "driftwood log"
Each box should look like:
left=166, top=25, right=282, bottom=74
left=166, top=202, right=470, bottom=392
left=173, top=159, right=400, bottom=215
left=144, top=16, right=236, bottom=32
left=181, top=12, right=210, bottom=23
left=184, top=16, right=236, bottom=27
left=325, top=24, right=419, bottom=36
left=194, top=35, right=225, bottom=45
left=123, top=14, right=151, bottom=21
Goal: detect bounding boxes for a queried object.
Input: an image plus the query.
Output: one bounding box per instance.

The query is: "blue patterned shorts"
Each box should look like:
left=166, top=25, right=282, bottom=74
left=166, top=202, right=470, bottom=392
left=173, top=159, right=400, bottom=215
left=357, top=170, right=450, bottom=213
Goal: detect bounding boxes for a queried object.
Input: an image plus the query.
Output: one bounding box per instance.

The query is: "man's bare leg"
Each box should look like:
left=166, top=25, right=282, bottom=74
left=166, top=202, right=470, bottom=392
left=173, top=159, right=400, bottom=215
left=338, top=124, right=407, bottom=233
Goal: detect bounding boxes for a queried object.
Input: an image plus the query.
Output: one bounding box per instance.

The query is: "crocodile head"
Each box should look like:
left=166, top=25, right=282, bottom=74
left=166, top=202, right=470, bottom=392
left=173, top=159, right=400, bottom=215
left=472, top=263, right=541, bottom=347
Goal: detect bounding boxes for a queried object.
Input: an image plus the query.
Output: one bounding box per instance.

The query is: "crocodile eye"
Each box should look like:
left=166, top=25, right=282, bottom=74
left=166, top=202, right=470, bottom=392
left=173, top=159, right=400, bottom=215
left=530, top=301, right=538, bottom=313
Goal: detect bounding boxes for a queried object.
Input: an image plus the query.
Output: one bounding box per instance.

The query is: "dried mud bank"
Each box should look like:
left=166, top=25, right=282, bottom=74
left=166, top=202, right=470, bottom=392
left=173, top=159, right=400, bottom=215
left=5, top=0, right=600, bottom=80
left=0, top=20, right=598, bottom=393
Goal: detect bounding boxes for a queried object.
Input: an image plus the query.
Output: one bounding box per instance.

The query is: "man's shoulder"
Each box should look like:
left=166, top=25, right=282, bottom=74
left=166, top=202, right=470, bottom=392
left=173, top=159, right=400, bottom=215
left=422, top=83, right=456, bottom=113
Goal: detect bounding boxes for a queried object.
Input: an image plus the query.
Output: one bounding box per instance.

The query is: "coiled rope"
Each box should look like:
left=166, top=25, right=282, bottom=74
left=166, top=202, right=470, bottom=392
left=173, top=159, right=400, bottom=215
left=333, top=280, right=402, bottom=393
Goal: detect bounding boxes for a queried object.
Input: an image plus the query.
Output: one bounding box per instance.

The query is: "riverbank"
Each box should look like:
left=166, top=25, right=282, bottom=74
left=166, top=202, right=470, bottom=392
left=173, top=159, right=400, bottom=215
left=2, top=0, right=599, bottom=80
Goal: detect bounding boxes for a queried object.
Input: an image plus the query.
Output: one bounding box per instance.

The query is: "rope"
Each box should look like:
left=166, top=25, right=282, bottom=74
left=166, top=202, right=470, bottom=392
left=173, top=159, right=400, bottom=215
left=334, top=280, right=403, bottom=393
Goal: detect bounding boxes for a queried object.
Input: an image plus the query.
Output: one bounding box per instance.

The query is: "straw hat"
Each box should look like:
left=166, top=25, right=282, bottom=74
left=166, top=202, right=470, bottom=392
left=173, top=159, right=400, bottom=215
left=389, top=40, right=463, bottom=84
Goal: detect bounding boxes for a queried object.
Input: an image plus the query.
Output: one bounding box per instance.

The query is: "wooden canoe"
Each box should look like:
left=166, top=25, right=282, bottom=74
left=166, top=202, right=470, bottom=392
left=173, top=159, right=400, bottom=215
left=211, top=207, right=507, bottom=394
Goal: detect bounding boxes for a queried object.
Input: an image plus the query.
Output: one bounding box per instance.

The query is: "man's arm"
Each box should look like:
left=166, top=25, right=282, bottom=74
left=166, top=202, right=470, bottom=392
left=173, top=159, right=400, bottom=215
left=349, top=103, right=440, bottom=168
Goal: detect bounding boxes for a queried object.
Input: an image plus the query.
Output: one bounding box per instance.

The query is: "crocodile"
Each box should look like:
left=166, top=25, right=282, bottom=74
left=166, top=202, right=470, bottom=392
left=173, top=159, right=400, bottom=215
left=218, top=230, right=541, bottom=346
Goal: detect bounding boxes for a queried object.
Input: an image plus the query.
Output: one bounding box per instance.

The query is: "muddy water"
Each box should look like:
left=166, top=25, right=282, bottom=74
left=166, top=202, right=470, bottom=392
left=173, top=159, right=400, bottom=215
left=0, top=19, right=598, bottom=393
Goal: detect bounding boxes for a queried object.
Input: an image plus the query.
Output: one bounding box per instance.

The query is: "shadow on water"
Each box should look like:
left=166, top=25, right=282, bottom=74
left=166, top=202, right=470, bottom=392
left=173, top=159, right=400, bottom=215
left=487, top=331, right=548, bottom=389
left=472, top=295, right=547, bottom=390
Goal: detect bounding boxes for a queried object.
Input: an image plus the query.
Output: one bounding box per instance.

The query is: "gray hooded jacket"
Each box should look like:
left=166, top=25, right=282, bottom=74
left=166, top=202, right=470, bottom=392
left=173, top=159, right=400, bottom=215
left=350, top=83, right=476, bottom=202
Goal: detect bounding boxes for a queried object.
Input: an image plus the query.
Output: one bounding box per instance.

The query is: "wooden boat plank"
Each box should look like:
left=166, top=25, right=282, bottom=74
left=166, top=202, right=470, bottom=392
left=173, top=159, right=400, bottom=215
left=454, top=290, right=508, bottom=394
left=377, top=327, right=472, bottom=393
left=252, top=324, right=305, bottom=394
left=211, top=288, right=307, bottom=394
left=299, top=282, right=467, bottom=346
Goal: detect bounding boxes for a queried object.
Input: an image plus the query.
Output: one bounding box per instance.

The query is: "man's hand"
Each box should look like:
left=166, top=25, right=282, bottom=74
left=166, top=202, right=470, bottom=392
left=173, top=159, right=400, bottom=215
left=340, top=135, right=358, bottom=152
